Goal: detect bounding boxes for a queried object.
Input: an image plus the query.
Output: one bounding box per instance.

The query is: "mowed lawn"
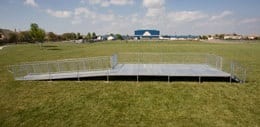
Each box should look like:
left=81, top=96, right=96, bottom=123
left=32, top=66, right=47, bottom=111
left=0, top=41, right=259, bottom=126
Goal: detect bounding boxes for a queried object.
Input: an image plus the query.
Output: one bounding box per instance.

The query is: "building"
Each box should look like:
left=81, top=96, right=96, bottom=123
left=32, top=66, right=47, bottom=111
left=0, top=28, right=14, bottom=43
left=134, top=29, right=160, bottom=39
left=169, top=35, right=199, bottom=40
left=107, top=35, right=115, bottom=41
left=247, top=35, right=257, bottom=40
left=224, top=34, right=242, bottom=40
left=0, top=33, right=4, bottom=40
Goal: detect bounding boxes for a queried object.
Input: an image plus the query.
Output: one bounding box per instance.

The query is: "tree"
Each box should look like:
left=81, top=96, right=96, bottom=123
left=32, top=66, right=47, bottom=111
left=86, top=32, right=92, bottom=41
left=92, top=32, right=97, bottom=39
left=30, top=23, right=45, bottom=43
left=8, top=32, right=18, bottom=44
left=47, top=32, right=58, bottom=42
left=115, top=34, right=123, bottom=40
left=18, top=31, right=32, bottom=43
left=199, top=35, right=208, bottom=40
left=219, top=34, right=225, bottom=40
left=76, top=32, right=83, bottom=40
left=62, top=33, right=77, bottom=40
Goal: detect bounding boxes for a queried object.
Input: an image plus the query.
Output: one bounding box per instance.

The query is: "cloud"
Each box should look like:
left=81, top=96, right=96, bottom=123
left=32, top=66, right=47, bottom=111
left=143, top=0, right=165, bottom=17
left=110, top=0, right=134, bottom=5
left=167, top=11, right=207, bottom=22
left=146, top=8, right=165, bottom=17
left=46, top=9, right=72, bottom=18
left=143, top=0, right=164, bottom=8
left=210, top=11, right=233, bottom=21
left=72, top=7, right=116, bottom=24
left=82, top=0, right=134, bottom=7
left=240, top=18, right=260, bottom=24
left=24, top=0, right=38, bottom=7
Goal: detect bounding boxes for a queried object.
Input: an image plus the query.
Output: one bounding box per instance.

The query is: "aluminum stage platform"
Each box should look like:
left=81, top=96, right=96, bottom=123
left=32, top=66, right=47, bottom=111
left=9, top=53, right=246, bottom=83
left=17, top=64, right=231, bottom=82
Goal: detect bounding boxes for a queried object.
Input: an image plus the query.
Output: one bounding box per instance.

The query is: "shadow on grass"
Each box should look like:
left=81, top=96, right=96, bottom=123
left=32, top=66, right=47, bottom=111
left=48, top=76, right=234, bottom=83
left=42, top=45, right=58, bottom=48
left=46, top=48, right=62, bottom=50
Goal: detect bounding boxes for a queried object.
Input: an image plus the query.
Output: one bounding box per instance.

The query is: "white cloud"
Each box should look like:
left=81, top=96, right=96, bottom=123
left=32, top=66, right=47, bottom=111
left=146, top=8, right=164, bottom=17
left=240, top=18, right=260, bottom=24
left=143, top=0, right=164, bottom=8
left=82, top=0, right=134, bottom=7
left=210, top=11, right=233, bottom=21
left=74, top=7, right=94, bottom=18
left=143, top=0, right=165, bottom=17
left=24, top=0, right=38, bottom=7
left=167, top=11, right=207, bottom=22
left=110, top=0, right=134, bottom=5
left=72, top=7, right=116, bottom=24
left=46, top=9, right=72, bottom=18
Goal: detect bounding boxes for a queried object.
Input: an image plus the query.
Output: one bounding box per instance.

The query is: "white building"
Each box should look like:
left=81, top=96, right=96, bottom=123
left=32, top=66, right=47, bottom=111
left=224, top=35, right=242, bottom=40
left=107, top=35, right=115, bottom=41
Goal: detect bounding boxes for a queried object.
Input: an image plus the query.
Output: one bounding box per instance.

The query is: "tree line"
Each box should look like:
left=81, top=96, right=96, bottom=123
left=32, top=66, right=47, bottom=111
left=0, top=23, right=99, bottom=44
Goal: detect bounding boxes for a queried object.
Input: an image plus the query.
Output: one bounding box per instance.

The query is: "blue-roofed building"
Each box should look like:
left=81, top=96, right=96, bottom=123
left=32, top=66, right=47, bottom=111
left=134, top=29, right=160, bottom=39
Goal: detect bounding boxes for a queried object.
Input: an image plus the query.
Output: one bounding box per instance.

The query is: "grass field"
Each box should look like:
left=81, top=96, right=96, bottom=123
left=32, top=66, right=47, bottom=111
left=0, top=41, right=259, bottom=126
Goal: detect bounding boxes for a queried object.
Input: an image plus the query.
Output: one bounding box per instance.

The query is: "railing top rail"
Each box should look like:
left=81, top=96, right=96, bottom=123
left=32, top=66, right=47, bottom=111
left=118, top=52, right=217, bottom=56
left=9, top=56, right=111, bottom=67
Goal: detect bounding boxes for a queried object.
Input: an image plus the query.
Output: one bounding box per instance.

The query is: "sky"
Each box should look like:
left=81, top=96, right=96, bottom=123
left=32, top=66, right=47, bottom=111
left=1, top=0, right=260, bottom=35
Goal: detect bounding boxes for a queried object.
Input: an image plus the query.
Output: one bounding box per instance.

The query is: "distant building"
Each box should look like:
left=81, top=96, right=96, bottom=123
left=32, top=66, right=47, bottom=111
left=0, top=33, right=4, bottom=40
left=0, top=29, right=13, bottom=41
left=134, top=29, right=160, bottom=39
left=97, top=35, right=104, bottom=41
left=247, top=35, right=257, bottom=40
left=107, top=35, right=115, bottom=41
left=224, top=34, right=242, bottom=40
left=169, top=35, right=199, bottom=40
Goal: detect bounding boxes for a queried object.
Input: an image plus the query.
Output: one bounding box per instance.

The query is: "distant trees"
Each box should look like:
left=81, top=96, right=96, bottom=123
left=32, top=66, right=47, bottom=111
left=47, top=32, right=58, bottom=42
left=199, top=35, right=208, bottom=40
left=92, top=32, right=97, bottom=40
left=29, top=23, right=45, bottom=43
left=8, top=32, right=18, bottom=43
left=1, top=24, right=93, bottom=44
left=61, top=33, right=76, bottom=40
left=85, top=32, right=91, bottom=41
left=84, top=32, right=97, bottom=42
left=18, top=31, right=32, bottom=42
left=115, top=34, right=123, bottom=40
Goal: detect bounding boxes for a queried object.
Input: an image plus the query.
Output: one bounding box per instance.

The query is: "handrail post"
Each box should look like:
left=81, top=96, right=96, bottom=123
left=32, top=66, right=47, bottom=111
left=220, top=56, right=223, bottom=70
left=77, top=62, right=80, bottom=81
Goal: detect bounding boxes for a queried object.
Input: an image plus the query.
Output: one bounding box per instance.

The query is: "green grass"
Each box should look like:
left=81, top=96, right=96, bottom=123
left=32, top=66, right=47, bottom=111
left=0, top=41, right=259, bottom=126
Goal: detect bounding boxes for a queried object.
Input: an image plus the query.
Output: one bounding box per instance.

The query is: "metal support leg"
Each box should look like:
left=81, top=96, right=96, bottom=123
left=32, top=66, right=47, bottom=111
left=106, top=70, right=109, bottom=83
left=77, top=63, right=80, bottom=82
left=230, top=63, right=233, bottom=84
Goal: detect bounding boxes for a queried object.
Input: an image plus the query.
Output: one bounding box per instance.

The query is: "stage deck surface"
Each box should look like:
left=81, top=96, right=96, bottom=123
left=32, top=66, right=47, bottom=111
left=17, top=64, right=231, bottom=81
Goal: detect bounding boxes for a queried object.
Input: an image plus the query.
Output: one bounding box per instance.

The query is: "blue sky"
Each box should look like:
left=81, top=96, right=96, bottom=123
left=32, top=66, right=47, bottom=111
left=1, top=0, right=260, bottom=35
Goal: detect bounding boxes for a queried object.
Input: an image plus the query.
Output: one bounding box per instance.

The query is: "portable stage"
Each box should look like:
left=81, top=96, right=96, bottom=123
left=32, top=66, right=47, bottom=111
left=8, top=53, right=247, bottom=83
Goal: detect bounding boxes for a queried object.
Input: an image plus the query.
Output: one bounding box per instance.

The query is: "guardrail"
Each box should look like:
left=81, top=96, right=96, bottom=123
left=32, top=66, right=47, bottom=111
left=8, top=56, right=113, bottom=80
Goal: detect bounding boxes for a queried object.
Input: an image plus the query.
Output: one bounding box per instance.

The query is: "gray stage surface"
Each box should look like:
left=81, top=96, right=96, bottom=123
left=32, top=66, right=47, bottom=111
left=18, top=64, right=231, bottom=81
